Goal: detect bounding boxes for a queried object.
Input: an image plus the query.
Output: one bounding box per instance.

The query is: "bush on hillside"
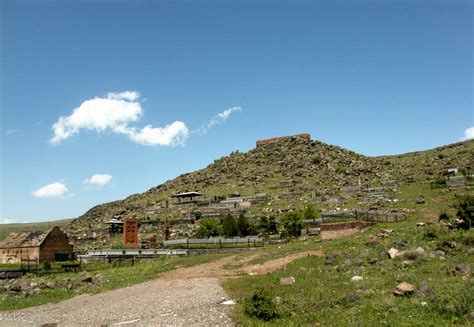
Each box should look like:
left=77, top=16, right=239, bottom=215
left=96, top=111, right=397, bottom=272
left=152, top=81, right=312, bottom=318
left=455, top=195, right=474, bottom=230
left=195, top=218, right=222, bottom=238
left=302, top=204, right=318, bottom=221
left=244, top=287, right=278, bottom=321
left=280, top=211, right=303, bottom=238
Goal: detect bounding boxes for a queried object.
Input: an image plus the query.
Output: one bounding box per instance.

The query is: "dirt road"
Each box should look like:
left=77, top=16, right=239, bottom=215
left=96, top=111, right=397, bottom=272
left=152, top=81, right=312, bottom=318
left=2, top=250, right=322, bottom=326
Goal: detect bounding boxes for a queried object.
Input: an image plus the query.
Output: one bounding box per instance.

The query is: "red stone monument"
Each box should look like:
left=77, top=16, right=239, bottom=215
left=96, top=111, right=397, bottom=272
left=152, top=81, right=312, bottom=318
left=123, top=219, right=139, bottom=248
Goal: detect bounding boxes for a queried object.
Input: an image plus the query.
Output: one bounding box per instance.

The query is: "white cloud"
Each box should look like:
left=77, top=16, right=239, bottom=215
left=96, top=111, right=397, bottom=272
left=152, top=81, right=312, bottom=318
left=114, top=122, right=189, bottom=146
left=32, top=182, right=69, bottom=199
left=198, top=106, right=242, bottom=134
left=460, top=126, right=474, bottom=141
left=50, top=91, right=189, bottom=147
left=83, top=174, right=113, bottom=186
left=5, top=130, right=16, bottom=136
left=0, top=218, right=16, bottom=224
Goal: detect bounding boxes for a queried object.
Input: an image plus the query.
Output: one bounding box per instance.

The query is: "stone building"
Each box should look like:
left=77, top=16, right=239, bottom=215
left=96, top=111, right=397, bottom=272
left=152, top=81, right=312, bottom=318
left=0, top=226, right=73, bottom=264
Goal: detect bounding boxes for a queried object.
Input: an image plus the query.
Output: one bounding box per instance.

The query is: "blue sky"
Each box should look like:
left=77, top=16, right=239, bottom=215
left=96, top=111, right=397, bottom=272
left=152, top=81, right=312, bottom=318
left=0, top=0, right=472, bottom=223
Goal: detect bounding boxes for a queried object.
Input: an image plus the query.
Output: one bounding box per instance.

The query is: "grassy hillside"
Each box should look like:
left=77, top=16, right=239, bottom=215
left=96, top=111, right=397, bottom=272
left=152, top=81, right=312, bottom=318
left=0, top=219, right=73, bottom=241
left=223, top=183, right=474, bottom=325
left=67, top=138, right=473, bottom=245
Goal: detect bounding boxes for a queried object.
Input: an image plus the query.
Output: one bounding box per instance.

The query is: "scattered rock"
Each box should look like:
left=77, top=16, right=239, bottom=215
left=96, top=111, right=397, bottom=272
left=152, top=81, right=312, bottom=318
left=444, top=241, right=457, bottom=249
left=401, top=260, right=414, bottom=267
left=416, top=199, right=425, bottom=205
left=345, top=294, right=362, bottom=303
left=46, top=282, right=56, bottom=289
left=274, top=296, right=282, bottom=305
left=394, top=282, right=415, bottom=296
left=378, top=229, right=393, bottom=238
left=421, top=301, right=428, bottom=307
left=351, top=276, right=363, bottom=282
left=221, top=300, right=235, bottom=305
left=414, top=247, right=426, bottom=257
left=280, top=276, right=296, bottom=285
left=416, top=281, right=432, bottom=298
left=394, top=239, right=407, bottom=248
left=451, top=262, right=471, bottom=276
left=416, top=222, right=425, bottom=226
left=82, top=276, right=93, bottom=283
left=388, top=248, right=404, bottom=259
left=10, top=285, right=21, bottom=292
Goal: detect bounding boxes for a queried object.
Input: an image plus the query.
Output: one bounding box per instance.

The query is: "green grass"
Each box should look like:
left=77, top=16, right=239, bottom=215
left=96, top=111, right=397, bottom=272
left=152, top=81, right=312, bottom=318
left=223, top=186, right=474, bottom=326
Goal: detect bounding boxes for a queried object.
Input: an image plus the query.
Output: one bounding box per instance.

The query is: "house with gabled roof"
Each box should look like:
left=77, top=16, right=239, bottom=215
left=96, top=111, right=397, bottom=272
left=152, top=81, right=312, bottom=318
left=0, top=226, right=73, bottom=264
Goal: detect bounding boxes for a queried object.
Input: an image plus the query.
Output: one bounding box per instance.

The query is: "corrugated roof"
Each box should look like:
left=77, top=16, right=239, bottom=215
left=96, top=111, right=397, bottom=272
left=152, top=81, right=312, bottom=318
left=0, top=230, right=48, bottom=248
left=172, top=192, right=202, bottom=198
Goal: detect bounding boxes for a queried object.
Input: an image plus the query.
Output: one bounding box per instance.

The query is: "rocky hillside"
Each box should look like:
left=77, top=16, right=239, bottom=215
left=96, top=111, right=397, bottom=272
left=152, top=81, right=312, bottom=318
left=67, top=137, right=473, bottom=240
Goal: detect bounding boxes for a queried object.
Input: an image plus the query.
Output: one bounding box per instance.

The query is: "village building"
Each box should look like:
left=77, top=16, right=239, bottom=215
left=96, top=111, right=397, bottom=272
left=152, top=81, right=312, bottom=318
left=0, top=226, right=73, bottom=264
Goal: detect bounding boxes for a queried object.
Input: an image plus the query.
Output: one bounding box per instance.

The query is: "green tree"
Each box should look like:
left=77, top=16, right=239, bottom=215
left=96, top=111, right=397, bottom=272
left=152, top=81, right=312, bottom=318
left=237, top=213, right=250, bottom=237
left=195, top=218, right=222, bottom=238
left=280, top=211, right=303, bottom=237
left=222, top=214, right=237, bottom=237
left=302, top=204, right=318, bottom=221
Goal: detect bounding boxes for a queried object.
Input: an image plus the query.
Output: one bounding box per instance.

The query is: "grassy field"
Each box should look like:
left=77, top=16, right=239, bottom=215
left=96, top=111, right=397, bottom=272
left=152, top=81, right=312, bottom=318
left=223, top=185, right=474, bottom=326
left=0, top=219, right=73, bottom=241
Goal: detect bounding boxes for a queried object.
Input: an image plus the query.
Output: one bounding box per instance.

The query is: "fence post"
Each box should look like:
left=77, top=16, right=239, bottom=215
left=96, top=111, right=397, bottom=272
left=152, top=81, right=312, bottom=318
left=219, top=239, right=222, bottom=249
left=187, top=238, right=189, bottom=249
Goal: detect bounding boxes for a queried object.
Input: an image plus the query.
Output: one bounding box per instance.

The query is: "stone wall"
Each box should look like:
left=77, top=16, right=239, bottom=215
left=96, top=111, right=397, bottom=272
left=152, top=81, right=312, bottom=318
left=320, top=221, right=374, bottom=240
left=256, top=134, right=310, bottom=147
left=39, top=227, right=74, bottom=262
left=0, top=247, right=39, bottom=264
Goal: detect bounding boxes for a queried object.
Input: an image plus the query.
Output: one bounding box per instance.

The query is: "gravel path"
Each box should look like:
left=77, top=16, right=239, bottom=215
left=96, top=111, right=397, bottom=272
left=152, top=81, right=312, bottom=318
left=2, top=250, right=322, bottom=327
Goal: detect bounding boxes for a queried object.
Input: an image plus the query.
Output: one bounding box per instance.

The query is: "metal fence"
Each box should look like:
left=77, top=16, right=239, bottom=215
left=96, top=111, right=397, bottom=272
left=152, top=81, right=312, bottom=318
left=322, top=209, right=405, bottom=223
left=163, top=237, right=264, bottom=248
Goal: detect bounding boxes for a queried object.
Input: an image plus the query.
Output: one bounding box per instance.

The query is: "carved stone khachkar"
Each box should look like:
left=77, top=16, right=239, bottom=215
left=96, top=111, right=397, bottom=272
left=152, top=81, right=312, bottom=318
left=123, top=219, right=139, bottom=248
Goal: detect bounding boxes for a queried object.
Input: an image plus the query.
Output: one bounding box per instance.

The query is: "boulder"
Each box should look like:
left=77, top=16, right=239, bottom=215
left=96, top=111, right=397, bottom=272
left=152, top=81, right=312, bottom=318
left=452, top=262, right=471, bottom=276
left=388, top=248, right=404, bottom=259
left=414, top=247, right=426, bottom=257
left=280, top=276, right=296, bottom=285
left=416, top=281, right=432, bottom=298
left=394, top=282, right=415, bottom=296
left=351, top=276, right=363, bottom=282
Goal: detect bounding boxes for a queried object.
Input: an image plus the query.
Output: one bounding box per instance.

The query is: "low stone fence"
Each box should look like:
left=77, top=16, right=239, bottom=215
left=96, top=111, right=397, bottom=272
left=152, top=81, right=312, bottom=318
left=320, top=221, right=374, bottom=240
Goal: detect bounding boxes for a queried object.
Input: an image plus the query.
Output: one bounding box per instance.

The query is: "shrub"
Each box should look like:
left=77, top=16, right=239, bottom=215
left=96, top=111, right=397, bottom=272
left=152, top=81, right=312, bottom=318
left=423, top=225, right=448, bottom=240
left=280, top=211, right=303, bottom=237
left=244, top=287, right=278, bottom=321
left=430, top=178, right=446, bottom=189
left=302, top=204, right=318, bottom=221
left=454, top=195, right=474, bottom=230
left=438, top=212, right=451, bottom=222
left=195, top=219, right=222, bottom=238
